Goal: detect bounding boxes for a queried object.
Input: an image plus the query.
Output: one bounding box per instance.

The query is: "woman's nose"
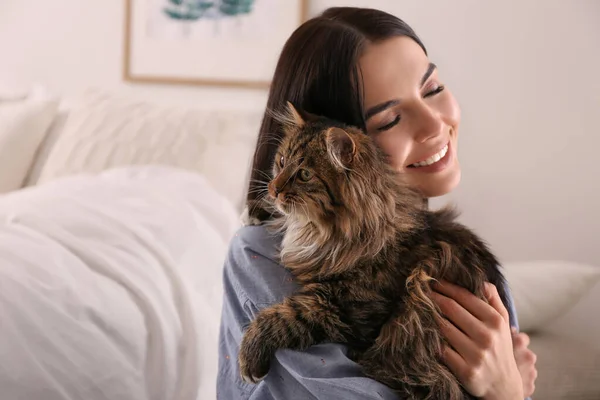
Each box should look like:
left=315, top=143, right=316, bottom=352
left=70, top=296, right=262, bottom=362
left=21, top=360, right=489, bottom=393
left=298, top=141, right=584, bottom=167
left=413, top=104, right=444, bottom=143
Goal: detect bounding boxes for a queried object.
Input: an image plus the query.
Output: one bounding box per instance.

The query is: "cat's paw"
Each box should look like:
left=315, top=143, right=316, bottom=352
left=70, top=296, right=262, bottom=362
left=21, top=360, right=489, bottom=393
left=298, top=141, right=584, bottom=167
left=239, top=352, right=270, bottom=384
left=238, top=325, right=272, bottom=384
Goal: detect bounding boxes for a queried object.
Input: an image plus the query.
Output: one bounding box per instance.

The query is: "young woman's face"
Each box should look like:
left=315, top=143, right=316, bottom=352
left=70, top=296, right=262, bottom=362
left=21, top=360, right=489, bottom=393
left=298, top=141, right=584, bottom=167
left=360, top=36, right=461, bottom=198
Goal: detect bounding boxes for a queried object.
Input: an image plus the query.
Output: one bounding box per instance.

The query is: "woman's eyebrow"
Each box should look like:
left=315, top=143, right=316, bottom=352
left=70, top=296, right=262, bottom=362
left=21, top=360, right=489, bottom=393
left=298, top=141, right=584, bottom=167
left=365, top=63, right=438, bottom=122
left=420, top=62, right=437, bottom=87
left=365, top=99, right=400, bottom=121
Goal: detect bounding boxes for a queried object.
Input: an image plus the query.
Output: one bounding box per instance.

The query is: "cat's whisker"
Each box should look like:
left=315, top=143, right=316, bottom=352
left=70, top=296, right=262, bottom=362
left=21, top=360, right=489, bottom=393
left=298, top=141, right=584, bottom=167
left=285, top=154, right=304, bottom=168
left=266, top=135, right=285, bottom=147
left=278, top=170, right=297, bottom=191
left=249, top=192, right=269, bottom=212
left=247, top=189, right=269, bottom=197
left=248, top=179, right=270, bottom=187
left=257, top=134, right=283, bottom=144
left=247, top=189, right=268, bottom=196
left=255, top=135, right=285, bottom=152
left=247, top=181, right=269, bottom=192
left=254, top=169, right=273, bottom=181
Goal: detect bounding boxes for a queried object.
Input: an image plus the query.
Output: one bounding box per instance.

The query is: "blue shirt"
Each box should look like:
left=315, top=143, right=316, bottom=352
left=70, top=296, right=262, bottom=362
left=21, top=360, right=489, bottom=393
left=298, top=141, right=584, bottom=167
left=217, top=225, right=523, bottom=400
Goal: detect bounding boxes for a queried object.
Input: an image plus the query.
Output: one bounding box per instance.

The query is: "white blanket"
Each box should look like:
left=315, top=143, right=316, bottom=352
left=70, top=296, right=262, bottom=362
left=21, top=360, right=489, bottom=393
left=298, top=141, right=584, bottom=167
left=0, top=166, right=240, bottom=400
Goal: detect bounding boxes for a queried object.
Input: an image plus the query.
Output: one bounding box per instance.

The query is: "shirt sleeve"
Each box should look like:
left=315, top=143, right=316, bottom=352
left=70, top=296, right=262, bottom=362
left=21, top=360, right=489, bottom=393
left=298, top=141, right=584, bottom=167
left=503, top=277, right=532, bottom=400
left=504, top=278, right=520, bottom=330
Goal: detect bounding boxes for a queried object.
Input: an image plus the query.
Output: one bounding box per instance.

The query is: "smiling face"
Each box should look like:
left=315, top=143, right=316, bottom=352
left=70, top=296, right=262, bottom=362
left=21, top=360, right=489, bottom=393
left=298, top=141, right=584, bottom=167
left=361, top=36, right=462, bottom=198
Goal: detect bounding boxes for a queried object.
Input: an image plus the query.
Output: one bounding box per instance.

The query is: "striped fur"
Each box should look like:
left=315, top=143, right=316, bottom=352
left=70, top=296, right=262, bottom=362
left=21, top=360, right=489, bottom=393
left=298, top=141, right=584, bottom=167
left=239, top=106, right=507, bottom=400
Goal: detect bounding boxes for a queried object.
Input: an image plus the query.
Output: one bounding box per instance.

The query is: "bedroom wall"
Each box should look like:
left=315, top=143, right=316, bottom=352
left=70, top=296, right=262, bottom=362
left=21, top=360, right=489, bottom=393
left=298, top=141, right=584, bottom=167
left=0, top=0, right=268, bottom=109
left=1, top=0, right=599, bottom=267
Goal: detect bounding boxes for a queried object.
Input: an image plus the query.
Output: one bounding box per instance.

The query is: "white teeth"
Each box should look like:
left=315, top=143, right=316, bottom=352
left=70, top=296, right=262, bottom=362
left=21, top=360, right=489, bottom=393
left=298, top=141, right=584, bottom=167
left=412, top=145, right=448, bottom=167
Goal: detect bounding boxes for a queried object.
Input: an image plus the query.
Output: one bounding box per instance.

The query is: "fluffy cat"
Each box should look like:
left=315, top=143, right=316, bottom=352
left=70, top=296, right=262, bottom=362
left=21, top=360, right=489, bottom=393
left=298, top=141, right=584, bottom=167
left=239, top=103, right=509, bottom=400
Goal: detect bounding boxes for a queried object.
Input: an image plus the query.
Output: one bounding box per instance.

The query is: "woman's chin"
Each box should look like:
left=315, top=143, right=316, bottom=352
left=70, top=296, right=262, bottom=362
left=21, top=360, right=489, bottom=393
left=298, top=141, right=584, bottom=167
left=409, top=165, right=461, bottom=198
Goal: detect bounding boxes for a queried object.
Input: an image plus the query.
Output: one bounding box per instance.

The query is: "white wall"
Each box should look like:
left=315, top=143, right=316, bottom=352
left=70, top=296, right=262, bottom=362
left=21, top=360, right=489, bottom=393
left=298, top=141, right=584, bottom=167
left=1, top=0, right=599, bottom=267
left=0, top=0, right=268, bottom=109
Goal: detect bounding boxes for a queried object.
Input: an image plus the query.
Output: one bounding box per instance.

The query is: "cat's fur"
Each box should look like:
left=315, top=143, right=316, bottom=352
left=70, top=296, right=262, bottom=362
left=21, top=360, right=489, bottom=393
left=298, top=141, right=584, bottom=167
left=238, top=103, right=509, bottom=400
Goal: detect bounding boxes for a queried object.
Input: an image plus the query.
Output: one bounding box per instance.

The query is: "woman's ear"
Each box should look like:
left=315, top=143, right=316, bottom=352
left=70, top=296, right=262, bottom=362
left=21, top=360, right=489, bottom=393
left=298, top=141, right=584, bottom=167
left=326, top=127, right=356, bottom=169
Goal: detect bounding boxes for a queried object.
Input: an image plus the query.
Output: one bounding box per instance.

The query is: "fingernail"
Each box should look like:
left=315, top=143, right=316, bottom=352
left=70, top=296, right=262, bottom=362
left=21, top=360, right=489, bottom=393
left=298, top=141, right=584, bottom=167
left=511, top=326, right=517, bottom=333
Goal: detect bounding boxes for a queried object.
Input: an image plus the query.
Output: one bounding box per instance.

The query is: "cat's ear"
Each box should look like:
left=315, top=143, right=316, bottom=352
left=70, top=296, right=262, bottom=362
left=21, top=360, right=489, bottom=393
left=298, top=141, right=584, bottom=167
left=326, top=127, right=356, bottom=169
left=271, top=102, right=319, bottom=129
left=286, top=101, right=306, bottom=128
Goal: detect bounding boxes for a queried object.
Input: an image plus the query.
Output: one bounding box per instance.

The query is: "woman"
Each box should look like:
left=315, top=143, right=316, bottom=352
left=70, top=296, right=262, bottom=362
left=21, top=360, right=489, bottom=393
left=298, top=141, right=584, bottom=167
left=218, top=7, right=537, bottom=400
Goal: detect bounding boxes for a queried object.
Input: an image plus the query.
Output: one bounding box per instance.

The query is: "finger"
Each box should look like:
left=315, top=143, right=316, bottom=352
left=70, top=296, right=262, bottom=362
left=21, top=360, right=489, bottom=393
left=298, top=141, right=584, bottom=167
left=483, top=282, right=510, bottom=323
left=432, top=291, right=487, bottom=340
left=433, top=281, right=499, bottom=324
left=438, top=316, right=480, bottom=362
left=441, top=345, right=468, bottom=382
left=512, top=332, right=531, bottom=348
left=519, top=348, right=537, bottom=365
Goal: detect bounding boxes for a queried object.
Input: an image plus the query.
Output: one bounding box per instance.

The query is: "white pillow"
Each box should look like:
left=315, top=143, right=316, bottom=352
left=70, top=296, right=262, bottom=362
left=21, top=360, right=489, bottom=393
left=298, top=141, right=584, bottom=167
left=34, top=89, right=261, bottom=211
left=24, top=110, right=70, bottom=186
left=0, top=97, right=59, bottom=193
left=503, top=260, right=600, bottom=332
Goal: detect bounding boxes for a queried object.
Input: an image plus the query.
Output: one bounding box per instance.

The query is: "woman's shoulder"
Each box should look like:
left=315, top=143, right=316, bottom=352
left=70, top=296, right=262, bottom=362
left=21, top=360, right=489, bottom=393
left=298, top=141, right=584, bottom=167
left=230, top=224, right=280, bottom=258
left=225, top=224, right=298, bottom=312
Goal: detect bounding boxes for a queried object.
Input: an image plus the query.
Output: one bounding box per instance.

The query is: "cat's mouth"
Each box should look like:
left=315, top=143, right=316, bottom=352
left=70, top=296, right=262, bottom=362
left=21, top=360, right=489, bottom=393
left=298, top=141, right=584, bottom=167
left=407, top=142, right=449, bottom=168
left=273, top=195, right=300, bottom=215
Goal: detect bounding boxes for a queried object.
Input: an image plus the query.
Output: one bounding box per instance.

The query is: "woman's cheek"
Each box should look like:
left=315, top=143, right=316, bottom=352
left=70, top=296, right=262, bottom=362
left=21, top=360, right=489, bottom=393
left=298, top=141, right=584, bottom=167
left=438, top=90, right=461, bottom=130
left=373, top=133, right=412, bottom=172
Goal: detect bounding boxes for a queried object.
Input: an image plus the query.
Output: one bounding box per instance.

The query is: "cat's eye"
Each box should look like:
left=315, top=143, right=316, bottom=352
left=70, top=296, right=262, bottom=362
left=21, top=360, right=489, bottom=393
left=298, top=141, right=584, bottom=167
left=279, top=155, right=285, bottom=168
left=298, top=168, right=312, bottom=182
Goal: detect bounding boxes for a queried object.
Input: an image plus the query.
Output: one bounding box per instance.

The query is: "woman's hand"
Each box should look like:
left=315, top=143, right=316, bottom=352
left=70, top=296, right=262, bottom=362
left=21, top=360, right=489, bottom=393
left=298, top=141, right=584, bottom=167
left=511, top=327, right=537, bottom=397
left=431, top=281, right=524, bottom=400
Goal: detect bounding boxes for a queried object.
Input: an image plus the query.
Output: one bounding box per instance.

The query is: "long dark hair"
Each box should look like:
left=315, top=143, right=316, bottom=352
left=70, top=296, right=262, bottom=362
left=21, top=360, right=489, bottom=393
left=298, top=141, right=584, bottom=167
left=246, top=7, right=426, bottom=220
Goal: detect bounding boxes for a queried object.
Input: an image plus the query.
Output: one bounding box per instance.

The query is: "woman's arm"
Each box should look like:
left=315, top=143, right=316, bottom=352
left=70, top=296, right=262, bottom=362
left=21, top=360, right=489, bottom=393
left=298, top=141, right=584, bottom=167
left=432, top=281, right=537, bottom=400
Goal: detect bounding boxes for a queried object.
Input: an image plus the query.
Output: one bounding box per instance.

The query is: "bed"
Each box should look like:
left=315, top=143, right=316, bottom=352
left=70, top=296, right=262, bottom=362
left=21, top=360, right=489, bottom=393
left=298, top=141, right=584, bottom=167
left=0, top=88, right=260, bottom=400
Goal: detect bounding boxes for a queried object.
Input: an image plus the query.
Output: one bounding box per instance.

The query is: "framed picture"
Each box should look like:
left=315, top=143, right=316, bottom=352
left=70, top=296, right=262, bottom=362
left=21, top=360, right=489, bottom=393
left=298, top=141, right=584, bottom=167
left=123, top=0, right=309, bottom=89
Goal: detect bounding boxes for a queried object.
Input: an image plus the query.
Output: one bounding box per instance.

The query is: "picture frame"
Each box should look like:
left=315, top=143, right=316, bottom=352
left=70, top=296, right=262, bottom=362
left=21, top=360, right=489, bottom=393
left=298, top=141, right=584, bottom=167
left=123, top=0, right=309, bottom=89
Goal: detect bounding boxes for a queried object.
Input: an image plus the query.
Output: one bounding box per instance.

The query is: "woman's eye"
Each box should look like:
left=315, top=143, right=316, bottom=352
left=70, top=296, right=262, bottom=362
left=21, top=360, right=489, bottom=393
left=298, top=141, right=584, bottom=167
left=298, top=168, right=312, bottom=182
left=377, top=115, right=401, bottom=132
left=424, top=84, right=445, bottom=98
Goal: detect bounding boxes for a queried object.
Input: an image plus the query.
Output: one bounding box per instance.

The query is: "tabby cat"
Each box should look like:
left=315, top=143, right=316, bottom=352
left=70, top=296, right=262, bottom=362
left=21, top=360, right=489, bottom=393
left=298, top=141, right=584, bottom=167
left=238, top=103, right=509, bottom=400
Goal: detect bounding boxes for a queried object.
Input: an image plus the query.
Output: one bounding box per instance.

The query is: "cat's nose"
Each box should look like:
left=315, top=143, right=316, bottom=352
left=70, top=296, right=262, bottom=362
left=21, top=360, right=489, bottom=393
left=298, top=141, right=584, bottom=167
left=274, top=188, right=288, bottom=202
left=268, top=182, right=283, bottom=199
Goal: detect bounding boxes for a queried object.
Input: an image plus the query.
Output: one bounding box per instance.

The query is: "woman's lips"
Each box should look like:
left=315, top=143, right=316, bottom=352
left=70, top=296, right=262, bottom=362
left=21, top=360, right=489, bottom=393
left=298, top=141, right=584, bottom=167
left=406, top=141, right=452, bottom=173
